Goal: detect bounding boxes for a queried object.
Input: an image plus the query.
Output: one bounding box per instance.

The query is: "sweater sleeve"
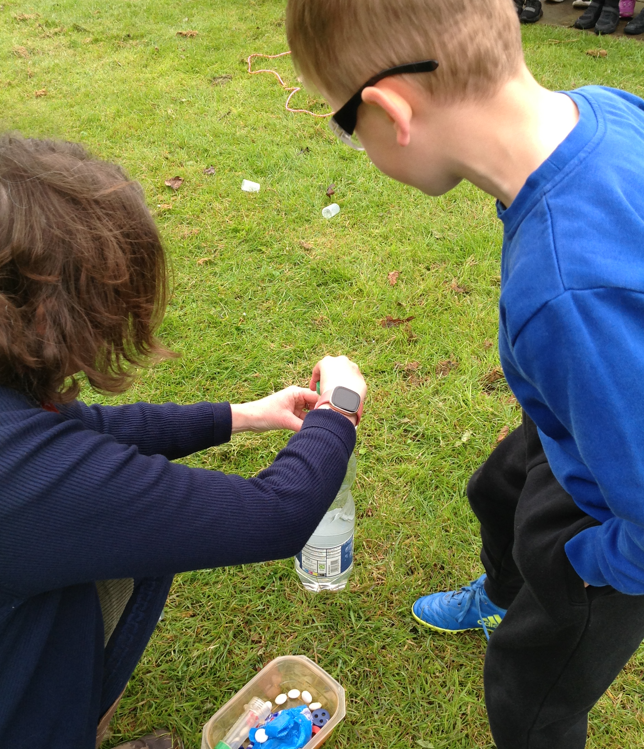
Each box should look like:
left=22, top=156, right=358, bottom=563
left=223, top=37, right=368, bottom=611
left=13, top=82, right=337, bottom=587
left=0, top=408, right=356, bottom=597
left=512, top=288, right=644, bottom=593
left=55, top=400, right=232, bottom=459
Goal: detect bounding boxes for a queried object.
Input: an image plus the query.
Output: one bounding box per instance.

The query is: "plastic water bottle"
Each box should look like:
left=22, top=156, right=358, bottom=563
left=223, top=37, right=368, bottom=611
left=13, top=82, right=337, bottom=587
left=295, top=453, right=356, bottom=592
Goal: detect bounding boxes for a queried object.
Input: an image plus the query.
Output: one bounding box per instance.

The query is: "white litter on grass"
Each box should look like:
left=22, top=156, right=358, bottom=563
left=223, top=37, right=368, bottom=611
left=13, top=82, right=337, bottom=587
left=241, top=179, right=261, bottom=192
left=322, top=203, right=340, bottom=219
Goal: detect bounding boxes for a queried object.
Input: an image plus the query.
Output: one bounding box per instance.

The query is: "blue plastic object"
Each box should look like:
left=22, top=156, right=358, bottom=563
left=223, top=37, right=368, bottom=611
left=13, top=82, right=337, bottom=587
left=248, top=706, right=313, bottom=749
left=310, top=709, right=329, bottom=728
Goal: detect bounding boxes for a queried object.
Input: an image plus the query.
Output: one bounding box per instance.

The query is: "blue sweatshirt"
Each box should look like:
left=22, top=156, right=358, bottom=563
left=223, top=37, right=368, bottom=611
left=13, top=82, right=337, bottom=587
left=0, top=388, right=355, bottom=748
left=498, top=86, right=644, bottom=594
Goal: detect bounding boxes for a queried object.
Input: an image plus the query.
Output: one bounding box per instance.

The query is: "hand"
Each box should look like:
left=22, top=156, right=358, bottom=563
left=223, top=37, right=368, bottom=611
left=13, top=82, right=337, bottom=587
left=230, top=386, right=319, bottom=434
left=309, top=355, right=367, bottom=403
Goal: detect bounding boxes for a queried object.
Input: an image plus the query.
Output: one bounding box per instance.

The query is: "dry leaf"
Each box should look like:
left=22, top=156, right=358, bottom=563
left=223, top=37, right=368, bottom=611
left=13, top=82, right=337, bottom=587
left=176, top=29, right=198, bottom=37
left=15, top=12, right=39, bottom=20
left=482, top=366, right=506, bottom=393
left=496, top=425, right=510, bottom=443
left=482, top=366, right=504, bottom=385
left=165, top=176, right=184, bottom=190
left=181, top=228, right=200, bottom=237
left=156, top=203, right=172, bottom=211
left=435, top=359, right=458, bottom=377
left=326, top=183, right=336, bottom=197
left=388, top=270, right=400, bottom=286
left=587, top=49, right=607, bottom=58
left=13, top=46, right=29, bottom=57
left=203, top=166, right=216, bottom=175
left=483, top=339, right=494, bottom=349
left=197, top=257, right=213, bottom=266
left=380, top=315, right=414, bottom=328
left=299, top=241, right=314, bottom=250
left=211, top=74, right=232, bottom=85
left=34, top=88, right=47, bottom=97
left=449, top=278, right=469, bottom=294
left=395, top=361, right=420, bottom=374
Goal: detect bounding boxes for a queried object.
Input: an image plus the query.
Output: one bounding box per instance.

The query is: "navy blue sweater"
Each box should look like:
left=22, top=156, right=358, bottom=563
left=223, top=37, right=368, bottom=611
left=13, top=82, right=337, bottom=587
left=498, top=86, right=644, bottom=593
left=0, top=387, right=355, bottom=748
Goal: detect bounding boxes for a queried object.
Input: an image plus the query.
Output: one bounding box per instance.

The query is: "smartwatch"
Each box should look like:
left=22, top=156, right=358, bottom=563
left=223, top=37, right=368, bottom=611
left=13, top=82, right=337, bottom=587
left=314, top=385, right=363, bottom=425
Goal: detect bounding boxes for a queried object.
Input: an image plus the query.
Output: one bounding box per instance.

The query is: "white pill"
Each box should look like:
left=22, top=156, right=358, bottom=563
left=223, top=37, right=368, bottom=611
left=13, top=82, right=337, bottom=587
left=301, top=691, right=312, bottom=704
left=255, top=728, right=268, bottom=744
left=275, top=693, right=287, bottom=705
left=287, top=689, right=301, bottom=699
left=309, top=702, right=322, bottom=711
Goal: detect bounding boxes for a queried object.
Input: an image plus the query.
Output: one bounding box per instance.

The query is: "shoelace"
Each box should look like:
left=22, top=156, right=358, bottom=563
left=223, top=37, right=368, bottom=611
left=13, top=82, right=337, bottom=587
left=445, top=579, right=493, bottom=641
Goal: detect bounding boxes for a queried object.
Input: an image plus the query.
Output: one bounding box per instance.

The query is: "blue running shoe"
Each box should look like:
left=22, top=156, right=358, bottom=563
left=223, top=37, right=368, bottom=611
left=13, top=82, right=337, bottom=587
left=412, top=574, right=507, bottom=640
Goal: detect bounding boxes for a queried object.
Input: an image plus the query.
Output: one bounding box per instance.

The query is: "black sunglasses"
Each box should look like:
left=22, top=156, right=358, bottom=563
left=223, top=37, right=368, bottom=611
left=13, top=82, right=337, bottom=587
left=329, top=59, right=439, bottom=150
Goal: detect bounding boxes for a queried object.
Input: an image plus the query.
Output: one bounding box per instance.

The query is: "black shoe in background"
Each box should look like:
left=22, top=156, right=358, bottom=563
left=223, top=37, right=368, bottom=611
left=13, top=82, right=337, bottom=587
left=625, top=6, right=644, bottom=31
left=595, top=0, right=620, bottom=32
left=520, top=0, right=543, bottom=23
left=574, top=0, right=604, bottom=27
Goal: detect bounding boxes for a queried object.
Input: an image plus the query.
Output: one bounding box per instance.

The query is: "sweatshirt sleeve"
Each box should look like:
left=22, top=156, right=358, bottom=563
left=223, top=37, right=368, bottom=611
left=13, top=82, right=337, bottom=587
left=0, top=408, right=356, bottom=597
left=55, top=400, right=232, bottom=459
left=512, top=288, right=644, bottom=593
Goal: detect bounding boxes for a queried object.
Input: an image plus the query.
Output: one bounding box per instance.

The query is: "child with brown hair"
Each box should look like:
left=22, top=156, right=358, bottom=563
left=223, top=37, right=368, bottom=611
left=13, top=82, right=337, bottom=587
left=0, top=135, right=367, bottom=749
left=286, top=1, right=644, bottom=747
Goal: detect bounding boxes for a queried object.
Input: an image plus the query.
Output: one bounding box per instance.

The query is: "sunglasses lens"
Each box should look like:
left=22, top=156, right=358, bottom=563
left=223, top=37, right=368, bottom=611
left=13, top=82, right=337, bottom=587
left=328, top=119, right=364, bottom=151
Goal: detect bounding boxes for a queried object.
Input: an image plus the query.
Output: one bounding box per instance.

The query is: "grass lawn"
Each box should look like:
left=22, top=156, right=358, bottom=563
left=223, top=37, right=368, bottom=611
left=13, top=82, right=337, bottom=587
left=3, top=2, right=644, bottom=747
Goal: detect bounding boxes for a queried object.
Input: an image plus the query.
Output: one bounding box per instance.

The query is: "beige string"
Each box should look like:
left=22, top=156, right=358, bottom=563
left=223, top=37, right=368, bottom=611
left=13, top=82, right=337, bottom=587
left=246, top=51, right=333, bottom=118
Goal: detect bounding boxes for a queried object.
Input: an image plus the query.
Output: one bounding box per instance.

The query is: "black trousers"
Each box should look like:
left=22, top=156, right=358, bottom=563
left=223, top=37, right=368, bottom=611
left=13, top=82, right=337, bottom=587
left=468, top=413, right=644, bottom=749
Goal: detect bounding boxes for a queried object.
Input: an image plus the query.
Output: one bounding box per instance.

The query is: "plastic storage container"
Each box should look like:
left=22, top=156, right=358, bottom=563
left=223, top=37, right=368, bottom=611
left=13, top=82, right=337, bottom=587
left=202, top=655, right=345, bottom=749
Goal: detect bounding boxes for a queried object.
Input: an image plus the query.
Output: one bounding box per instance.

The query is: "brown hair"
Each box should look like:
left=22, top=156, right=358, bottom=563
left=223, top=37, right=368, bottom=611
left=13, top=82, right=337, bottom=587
left=0, top=135, right=173, bottom=405
left=286, top=0, right=524, bottom=105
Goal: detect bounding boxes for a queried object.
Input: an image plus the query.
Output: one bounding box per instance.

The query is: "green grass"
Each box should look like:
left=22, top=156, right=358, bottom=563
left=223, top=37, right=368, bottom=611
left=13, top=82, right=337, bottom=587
left=3, top=3, right=644, bottom=747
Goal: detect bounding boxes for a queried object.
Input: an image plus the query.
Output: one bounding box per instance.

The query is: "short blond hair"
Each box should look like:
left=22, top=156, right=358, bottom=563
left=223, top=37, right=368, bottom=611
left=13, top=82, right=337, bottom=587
left=286, top=0, right=524, bottom=104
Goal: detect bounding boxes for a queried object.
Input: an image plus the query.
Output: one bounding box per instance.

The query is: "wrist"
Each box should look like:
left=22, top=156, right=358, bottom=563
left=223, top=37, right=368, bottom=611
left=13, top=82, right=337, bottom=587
left=315, top=403, right=358, bottom=426
left=314, top=386, right=363, bottom=425
left=230, top=403, right=255, bottom=434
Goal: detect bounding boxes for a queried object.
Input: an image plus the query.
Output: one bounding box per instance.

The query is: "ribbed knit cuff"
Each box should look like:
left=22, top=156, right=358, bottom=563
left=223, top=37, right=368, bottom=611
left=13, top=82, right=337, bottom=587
left=210, top=402, right=232, bottom=445
left=300, top=408, right=357, bottom=457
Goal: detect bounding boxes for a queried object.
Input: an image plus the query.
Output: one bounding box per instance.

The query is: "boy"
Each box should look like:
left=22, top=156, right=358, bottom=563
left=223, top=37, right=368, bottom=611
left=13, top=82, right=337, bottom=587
left=286, top=1, right=644, bottom=747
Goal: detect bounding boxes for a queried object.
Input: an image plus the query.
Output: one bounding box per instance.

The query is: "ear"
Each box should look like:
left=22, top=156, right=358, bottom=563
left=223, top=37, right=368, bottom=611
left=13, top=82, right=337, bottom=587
left=361, top=84, right=413, bottom=147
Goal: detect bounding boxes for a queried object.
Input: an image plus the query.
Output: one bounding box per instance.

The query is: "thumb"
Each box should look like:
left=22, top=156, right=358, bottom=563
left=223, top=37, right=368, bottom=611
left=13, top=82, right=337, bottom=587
left=283, top=411, right=305, bottom=432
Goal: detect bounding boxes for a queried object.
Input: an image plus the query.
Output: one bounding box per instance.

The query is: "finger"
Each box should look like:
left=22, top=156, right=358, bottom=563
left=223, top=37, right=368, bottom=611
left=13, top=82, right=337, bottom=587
left=309, top=362, right=321, bottom=391
left=282, top=412, right=304, bottom=432
left=298, top=388, right=320, bottom=409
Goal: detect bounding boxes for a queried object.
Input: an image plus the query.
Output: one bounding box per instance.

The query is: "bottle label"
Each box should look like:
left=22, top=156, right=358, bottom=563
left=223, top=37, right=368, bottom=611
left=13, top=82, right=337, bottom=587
left=296, top=535, right=353, bottom=578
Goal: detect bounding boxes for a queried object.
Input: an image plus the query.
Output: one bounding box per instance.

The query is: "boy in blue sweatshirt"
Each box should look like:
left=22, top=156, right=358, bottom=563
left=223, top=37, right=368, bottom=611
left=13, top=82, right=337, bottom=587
left=286, top=1, right=644, bottom=747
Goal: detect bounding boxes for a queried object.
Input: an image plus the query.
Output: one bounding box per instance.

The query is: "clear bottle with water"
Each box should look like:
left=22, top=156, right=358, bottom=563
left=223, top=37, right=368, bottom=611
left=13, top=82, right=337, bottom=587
left=295, top=453, right=356, bottom=592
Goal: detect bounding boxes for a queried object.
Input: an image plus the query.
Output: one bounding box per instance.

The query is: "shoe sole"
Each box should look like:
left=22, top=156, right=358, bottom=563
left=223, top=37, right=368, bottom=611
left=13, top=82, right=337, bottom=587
left=411, top=606, right=483, bottom=634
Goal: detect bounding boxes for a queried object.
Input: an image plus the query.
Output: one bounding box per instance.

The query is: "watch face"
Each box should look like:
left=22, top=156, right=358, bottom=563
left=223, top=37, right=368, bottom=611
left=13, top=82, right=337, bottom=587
left=332, top=386, right=361, bottom=413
